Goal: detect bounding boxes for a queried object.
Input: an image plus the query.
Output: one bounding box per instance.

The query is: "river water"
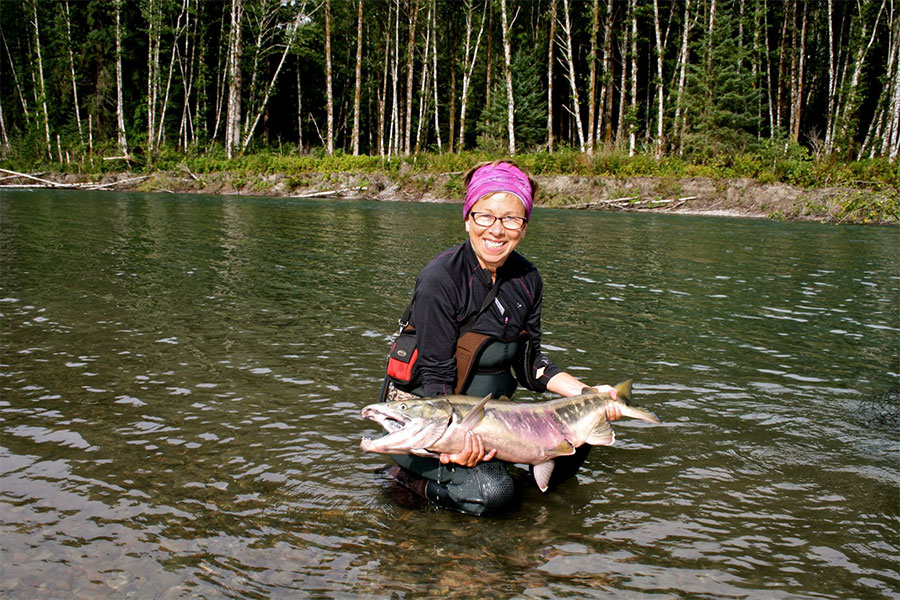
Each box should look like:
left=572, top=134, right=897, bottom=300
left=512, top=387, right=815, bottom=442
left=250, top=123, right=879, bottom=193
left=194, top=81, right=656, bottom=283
left=1, top=189, right=898, bottom=599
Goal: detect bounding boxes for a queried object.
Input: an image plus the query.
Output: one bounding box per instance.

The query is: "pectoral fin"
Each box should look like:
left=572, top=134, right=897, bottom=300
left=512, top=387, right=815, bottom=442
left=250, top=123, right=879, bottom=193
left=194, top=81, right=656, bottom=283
left=586, top=418, right=616, bottom=446
left=533, top=440, right=576, bottom=492
left=460, top=394, right=491, bottom=430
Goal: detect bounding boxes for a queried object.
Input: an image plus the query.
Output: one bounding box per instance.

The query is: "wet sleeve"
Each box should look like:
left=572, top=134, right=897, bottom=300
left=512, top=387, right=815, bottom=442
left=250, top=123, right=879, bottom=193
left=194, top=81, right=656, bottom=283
left=514, top=274, right=563, bottom=393
left=410, top=266, right=460, bottom=396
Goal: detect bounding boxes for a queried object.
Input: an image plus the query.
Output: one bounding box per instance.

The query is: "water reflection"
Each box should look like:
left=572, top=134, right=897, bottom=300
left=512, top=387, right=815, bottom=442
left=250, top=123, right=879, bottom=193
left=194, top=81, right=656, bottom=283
left=1, top=190, right=898, bottom=598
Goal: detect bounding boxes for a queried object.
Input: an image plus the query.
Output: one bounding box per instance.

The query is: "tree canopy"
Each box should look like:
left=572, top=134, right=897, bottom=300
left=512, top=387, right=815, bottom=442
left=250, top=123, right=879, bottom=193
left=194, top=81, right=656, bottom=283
left=1, top=0, right=897, bottom=166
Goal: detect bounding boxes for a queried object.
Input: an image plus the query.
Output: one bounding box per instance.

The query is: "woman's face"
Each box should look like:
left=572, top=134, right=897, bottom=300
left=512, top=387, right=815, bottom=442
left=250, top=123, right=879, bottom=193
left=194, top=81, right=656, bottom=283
left=465, top=192, right=528, bottom=276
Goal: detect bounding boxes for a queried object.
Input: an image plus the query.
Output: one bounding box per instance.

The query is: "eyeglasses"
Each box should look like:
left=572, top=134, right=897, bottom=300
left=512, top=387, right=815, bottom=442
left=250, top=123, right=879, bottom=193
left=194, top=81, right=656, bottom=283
left=469, top=212, right=528, bottom=231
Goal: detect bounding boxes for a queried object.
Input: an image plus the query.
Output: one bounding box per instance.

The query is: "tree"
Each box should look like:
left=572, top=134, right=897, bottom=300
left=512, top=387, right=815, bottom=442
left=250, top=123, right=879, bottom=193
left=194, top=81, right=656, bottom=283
left=457, top=0, right=487, bottom=152
left=114, top=0, right=129, bottom=157
left=499, top=0, right=515, bottom=155
left=224, top=0, right=242, bottom=159
left=560, top=0, right=586, bottom=152
left=477, top=49, right=546, bottom=153
left=682, top=0, right=759, bottom=160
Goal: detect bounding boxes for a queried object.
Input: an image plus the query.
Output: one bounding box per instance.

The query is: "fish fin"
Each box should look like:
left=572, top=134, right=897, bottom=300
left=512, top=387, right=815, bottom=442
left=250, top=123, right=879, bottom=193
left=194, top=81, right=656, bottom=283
left=410, top=448, right=441, bottom=458
left=554, top=439, right=577, bottom=455
left=460, top=394, right=491, bottom=430
left=620, top=405, right=662, bottom=424
left=615, top=379, right=633, bottom=404
left=533, top=461, right=555, bottom=492
left=586, top=419, right=616, bottom=446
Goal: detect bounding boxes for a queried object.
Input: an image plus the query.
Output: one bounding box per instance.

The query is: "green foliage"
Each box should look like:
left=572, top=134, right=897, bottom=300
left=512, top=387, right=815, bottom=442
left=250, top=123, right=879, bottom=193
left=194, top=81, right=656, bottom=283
left=476, top=49, right=548, bottom=153
left=682, top=3, right=759, bottom=162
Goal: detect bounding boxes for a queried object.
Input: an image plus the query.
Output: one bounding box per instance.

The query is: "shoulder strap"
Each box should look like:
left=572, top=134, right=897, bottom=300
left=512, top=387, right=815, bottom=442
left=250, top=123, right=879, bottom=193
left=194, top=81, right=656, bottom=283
left=459, top=278, right=502, bottom=335
left=398, top=277, right=503, bottom=334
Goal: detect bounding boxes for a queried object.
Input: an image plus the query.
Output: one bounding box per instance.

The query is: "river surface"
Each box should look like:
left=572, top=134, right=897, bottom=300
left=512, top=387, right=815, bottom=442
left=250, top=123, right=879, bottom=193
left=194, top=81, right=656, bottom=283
left=1, top=189, right=898, bottom=599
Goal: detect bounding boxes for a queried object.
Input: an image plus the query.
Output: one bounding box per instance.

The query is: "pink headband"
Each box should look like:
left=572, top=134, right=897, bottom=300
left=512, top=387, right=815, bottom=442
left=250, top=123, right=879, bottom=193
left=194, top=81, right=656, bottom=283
left=463, top=162, right=533, bottom=219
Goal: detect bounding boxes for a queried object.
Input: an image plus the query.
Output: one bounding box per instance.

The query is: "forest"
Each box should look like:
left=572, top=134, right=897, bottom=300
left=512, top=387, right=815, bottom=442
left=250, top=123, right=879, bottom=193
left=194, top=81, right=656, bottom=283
left=0, top=0, right=898, bottom=177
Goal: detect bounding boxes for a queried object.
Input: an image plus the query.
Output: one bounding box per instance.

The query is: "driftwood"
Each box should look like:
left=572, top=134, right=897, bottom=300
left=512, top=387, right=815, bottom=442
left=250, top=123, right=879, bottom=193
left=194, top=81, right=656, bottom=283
left=567, top=195, right=697, bottom=211
left=0, top=168, right=149, bottom=191
left=291, top=186, right=367, bottom=199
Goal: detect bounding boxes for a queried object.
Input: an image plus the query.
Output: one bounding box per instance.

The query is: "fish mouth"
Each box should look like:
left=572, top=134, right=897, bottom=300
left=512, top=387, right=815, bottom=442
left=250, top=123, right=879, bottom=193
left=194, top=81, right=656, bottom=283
left=360, top=406, right=411, bottom=436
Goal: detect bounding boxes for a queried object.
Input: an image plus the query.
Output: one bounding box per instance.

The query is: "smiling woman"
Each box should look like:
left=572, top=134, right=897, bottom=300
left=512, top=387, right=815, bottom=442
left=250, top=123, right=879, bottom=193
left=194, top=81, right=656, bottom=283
left=380, top=160, right=621, bottom=516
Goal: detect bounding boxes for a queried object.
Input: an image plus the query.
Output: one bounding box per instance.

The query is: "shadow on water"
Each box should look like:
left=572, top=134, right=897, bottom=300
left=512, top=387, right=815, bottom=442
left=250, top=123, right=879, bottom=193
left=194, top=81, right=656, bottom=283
left=1, top=190, right=898, bottom=598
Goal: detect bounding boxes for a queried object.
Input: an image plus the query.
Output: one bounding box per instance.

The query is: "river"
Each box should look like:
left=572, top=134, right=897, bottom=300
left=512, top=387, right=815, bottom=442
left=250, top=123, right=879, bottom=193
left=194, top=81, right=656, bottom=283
left=1, top=189, right=898, bottom=598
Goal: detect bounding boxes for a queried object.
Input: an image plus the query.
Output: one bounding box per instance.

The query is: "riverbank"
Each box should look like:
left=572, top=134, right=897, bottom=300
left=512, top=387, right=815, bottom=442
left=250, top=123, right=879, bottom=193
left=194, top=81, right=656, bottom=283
left=1, top=168, right=897, bottom=225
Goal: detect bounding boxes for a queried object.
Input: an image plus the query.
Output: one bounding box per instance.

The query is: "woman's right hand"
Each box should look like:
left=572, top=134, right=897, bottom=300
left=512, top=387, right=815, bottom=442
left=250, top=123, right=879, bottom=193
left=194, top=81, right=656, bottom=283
left=440, top=431, right=497, bottom=467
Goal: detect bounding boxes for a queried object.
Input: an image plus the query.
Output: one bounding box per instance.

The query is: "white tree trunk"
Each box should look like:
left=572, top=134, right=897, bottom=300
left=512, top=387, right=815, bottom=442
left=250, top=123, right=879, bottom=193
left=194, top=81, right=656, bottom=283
left=325, top=0, right=334, bottom=155
left=674, top=0, right=692, bottom=154
left=500, top=0, right=516, bottom=155
left=458, top=0, right=487, bottom=153
left=404, top=0, right=419, bottom=155
left=587, top=0, right=599, bottom=154
left=389, top=0, right=400, bottom=157
left=146, top=0, right=159, bottom=155
left=652, top=0, right=665, bottom=156
left=225, top=0, right=243, bottom=159
left=561, top=0, right=586, bottom=152
left=352, top=0, right=364, bottom=155
left=546, top=0, right=557, bottom=152
left=431, top=0, right=442, bottom=152
left=242, top=9, right=305, bottom=152
left=30, top=0, right=52, bottom=159
left=114, top=0, right=128, bottom=156
left=628, top=0, right=638, bottom=156
left=62, top=0, right=83, bottom=145
left=837, top=0, right=886, bottom=152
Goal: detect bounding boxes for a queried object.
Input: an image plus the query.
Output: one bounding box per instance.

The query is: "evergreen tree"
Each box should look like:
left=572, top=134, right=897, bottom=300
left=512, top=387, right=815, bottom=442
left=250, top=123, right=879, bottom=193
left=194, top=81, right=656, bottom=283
left=476, top=48, right=546, bottom=153
left=682, top=0, right=759, bottom=161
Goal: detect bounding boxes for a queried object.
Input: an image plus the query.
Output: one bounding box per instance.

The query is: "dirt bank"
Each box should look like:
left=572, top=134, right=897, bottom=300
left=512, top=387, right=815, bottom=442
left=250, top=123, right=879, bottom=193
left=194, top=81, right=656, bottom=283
left=6, top=169, right=897, bottom=224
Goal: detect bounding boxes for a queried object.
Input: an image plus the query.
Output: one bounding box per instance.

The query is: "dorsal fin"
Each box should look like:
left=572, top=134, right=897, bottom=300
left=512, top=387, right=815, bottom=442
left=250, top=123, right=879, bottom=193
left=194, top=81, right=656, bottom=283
left=460, top=394, right=491, bottom=430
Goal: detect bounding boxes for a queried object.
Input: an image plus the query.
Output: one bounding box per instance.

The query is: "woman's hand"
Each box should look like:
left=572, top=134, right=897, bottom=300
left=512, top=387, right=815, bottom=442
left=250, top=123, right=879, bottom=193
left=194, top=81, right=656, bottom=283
left=590, top=384, right=622, bottom=422
left=440, top=431, right=497, bottom=467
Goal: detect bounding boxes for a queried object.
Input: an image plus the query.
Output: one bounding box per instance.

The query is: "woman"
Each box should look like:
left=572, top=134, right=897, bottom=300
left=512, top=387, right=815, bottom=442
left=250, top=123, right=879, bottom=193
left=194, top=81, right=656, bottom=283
left=386, top=160, right=621, bottom=516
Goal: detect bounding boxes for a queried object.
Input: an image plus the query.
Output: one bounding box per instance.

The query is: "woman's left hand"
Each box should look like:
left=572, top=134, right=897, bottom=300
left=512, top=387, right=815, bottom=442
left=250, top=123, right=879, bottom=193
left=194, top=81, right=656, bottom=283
left=440, top=431, right=497, bottom=467
left=591, top=385, right=622, bottom=422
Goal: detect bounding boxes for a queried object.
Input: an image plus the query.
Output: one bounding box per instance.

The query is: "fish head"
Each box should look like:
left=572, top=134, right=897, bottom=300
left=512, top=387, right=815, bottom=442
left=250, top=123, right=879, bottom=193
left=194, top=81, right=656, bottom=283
left=359, top=398, right=452, bottom=455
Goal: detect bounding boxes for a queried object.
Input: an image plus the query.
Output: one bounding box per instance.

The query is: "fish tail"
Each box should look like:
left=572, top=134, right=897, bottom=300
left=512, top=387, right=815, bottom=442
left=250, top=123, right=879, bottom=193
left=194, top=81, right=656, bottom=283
left=615, top=379, right=633, bottom=404
left=620, top=405, right=661, bottom=424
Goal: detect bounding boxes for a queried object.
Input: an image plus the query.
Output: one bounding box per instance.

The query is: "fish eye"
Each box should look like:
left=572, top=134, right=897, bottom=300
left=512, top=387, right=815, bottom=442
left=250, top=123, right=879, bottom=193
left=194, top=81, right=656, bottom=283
left=398, top=403, right=407, bottom=410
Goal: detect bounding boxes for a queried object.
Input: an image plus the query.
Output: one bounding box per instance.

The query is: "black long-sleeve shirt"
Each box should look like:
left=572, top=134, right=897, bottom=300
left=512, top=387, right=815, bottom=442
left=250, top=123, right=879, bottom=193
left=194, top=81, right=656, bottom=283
left=409, top=241, right=562, bottom=396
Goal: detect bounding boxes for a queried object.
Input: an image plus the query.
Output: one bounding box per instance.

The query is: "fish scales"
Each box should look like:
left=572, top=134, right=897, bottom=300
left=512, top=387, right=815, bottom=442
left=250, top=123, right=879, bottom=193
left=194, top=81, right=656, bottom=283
left=360, top=380, right=661, bottom=492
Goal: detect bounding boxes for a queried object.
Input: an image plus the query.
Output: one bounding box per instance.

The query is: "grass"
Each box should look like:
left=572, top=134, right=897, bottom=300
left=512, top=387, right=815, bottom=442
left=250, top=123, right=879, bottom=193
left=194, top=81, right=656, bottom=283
left=2, top=143, right=897, bottom=224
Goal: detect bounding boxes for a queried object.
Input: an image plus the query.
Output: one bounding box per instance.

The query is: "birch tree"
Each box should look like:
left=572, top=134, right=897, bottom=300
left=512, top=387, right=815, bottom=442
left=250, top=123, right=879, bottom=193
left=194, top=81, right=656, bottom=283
left=560, top=0, right=586, bottom=152
left=30, top=0, right=52, bottom=159
left=457, top=0, right=487, bottom=152
left=225, top=0, right=243, bottom=159
left=62, top=0, right=84, bottom=146
left=652, top=0, right=666, bottom=156
left=587, top=0, right=600, bottom=154
left=430, top=0, right=442, bottom=152
left=403, top=0, right=419, bottom=155
left=500, top=0, right=516, bottom=155
left=628, top=0, right=638, bottom=155
left=325, top=0, right=334, bottom=155
left=673, top=0, right=693, bottom=154
left=352, top=0, right=363, bottom=155
left=241, top=3, right=307, bottom=151
left=834, top=0, right=886, bottom=154
left=546, top=0, right=557, bottom=152
left=114, top=0, right=129, bottom=157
